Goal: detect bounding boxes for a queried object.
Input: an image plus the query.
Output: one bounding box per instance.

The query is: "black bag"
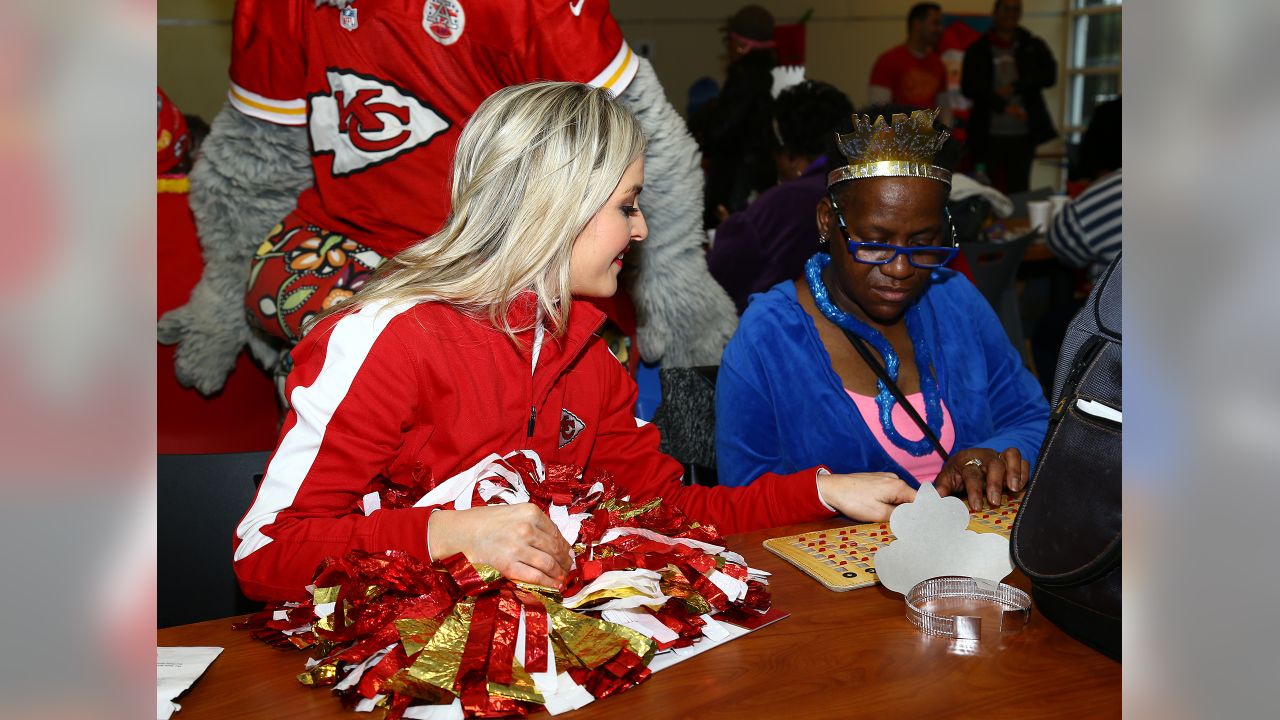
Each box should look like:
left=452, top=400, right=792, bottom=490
left=1011, top=256, right=1121, bottom=660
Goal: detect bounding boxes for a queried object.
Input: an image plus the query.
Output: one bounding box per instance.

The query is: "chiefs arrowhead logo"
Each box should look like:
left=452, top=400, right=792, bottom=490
left=559, top=409, right=586, bottom=449
left=310, top=69, right=451, bottom=176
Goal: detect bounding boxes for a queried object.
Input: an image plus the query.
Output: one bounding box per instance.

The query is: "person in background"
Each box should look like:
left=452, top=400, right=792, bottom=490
left=868, top=3, right=946, bottom=110
left=233, top=83, right=917, bottom=602
left=690, top=5, right=778, bottom=228
left=686, top=77, right=720, bottom=123
left=715, top=109, right=1048, bottom=511
left=707, top=80, right=853, bottom=314
left=1047, top=97, right=1121, bottom=277
left=1030, top=98, right=1121, bottom=393
left=961, top=0, right=1057, bottom=194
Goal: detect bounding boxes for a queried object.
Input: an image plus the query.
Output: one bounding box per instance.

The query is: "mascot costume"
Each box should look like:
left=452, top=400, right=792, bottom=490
left=159, top=0, right=737, bottom=397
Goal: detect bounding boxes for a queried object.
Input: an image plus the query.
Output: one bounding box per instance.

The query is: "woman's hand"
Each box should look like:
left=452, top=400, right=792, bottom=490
left=817, top=472, right=917, bottom=522
left=934, top=448, right=1029, bottom=511
left=426, top=504, right=573, bottom=588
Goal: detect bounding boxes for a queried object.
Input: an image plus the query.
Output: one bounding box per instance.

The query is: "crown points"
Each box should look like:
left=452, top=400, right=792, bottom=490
left=830, top=108, right=952, bottom=187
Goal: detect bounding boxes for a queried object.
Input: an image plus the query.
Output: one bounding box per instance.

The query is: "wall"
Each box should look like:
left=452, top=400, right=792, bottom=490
left=158, top=0, right=1070, bottom=189
left=158, top=0, right=235, bottom=123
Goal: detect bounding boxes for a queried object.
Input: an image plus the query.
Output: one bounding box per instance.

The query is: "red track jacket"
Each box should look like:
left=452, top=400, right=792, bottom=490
left=233, top=297, right=833, bottom=601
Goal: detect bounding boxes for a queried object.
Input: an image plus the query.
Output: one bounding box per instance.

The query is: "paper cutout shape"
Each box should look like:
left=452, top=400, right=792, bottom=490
left=874, top=483, right=1013, bottom=595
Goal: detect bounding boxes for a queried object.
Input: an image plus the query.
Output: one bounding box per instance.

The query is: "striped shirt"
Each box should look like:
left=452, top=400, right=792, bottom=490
left=1047, top=169, right=1122, bottom=277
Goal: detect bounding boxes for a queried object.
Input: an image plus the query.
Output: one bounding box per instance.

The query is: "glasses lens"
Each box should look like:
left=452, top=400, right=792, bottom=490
left=853, top=243, right=895, bottom=263
left=910, top=248, right=950, bottom=267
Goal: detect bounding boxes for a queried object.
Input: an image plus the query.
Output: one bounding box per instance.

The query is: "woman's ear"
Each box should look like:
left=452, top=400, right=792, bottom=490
left=816, top=196, right=834, bottom=241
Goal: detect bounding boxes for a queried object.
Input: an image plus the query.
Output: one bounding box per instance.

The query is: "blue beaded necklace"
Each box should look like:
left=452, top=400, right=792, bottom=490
left=804, top=252, right=943, bottom=457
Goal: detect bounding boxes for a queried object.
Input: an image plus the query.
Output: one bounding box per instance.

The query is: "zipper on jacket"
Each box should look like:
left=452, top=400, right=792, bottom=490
left=526, top=405, right=537, bottom=438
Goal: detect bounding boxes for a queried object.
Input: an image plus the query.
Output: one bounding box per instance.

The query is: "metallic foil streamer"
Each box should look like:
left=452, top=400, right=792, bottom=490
left=315, top=614, right=336, bottom=634
left=651, top=602, right=706, bottom=646
left=514, top=590, right=549, bottom=674
left=406, top=599, right=475, bottom=695
left=340, top=624, right=401, bottom=664
left=539, top=595, right=654, bottom=668
left=692, top=573, right=731, bottom=612
left=573, top=648, right=651, bottom=700
left=457, top=595, right=500, bottom=713
left=487, top=658, right=543, bottom=704
left=297, top=662, right=338, bottom=686
left=610, top=496, right=663, bottom=522
left=380, top=670, right=453, bottom=705
left=312, top=585, right=341, bottom=605
left=395, top=617, right=443, bottom=656
left=561, top=586, right=651, bottom=610
left=357, top=645, right=412, bottom=699
left=441, top=553, right=503, bottom=597
left=659, top=566, right=713, bottom=615
left=486, top=591, right=521, bottom=686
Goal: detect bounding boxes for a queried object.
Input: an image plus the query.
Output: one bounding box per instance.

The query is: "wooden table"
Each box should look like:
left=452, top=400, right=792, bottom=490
left=159, top=518, right=1120, bottom=719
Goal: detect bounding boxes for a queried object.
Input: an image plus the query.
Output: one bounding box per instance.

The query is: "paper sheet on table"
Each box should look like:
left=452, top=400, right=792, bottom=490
left=873, top=483, right=1013, bottom=595
left=157, top=646, right=223, bottom=720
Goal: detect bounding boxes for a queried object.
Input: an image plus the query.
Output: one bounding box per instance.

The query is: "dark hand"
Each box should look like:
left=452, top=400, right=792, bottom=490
left=934, top=448, right=1029, bottom=511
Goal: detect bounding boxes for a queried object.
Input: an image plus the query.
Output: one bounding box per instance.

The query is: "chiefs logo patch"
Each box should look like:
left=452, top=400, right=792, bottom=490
left=310, top=69, right=451, bottom=176
left=423, top=0, right=465, bottom=46
left=559, top=409, right=586, bottom=449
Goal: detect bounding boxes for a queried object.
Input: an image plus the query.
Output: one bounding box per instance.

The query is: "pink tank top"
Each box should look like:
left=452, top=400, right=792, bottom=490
left=846, top=390, right=955, bottom=484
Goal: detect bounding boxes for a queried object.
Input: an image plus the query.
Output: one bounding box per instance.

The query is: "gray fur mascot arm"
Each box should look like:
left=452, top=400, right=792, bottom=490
left=616, top=58, right=738, bottom=367
left=157, top=103, right=313, bottom=395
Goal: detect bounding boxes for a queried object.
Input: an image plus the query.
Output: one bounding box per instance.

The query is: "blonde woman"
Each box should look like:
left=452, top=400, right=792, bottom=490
left=232, top=82, right=916, bottom=602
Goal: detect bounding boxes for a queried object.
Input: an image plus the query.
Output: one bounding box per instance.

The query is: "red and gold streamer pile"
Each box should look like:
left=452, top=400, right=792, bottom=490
left=234, top=457, right=772, bottom=718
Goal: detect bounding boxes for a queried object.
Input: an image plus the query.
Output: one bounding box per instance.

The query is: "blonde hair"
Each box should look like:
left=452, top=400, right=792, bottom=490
left=325, top=81, right=647, bottom=340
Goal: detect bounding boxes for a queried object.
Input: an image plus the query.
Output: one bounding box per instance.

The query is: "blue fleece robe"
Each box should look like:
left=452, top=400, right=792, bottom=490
left=715, top=269, right=1049, bottom=488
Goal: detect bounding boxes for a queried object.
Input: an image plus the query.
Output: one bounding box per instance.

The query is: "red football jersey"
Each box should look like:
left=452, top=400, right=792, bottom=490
left=228, top=0, right=639, bottom=256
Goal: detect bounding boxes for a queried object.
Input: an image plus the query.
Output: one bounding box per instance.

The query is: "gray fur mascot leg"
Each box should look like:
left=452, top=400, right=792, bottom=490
left=616, top=58, right=737, bottom=367
left=157, top=104, right=313, bottom=395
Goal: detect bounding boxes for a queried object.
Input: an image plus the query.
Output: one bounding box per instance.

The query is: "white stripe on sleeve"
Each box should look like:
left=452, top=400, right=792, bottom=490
left=587, top=41, right=639, bottom=96
left=234, top=301, right=413, bottom=561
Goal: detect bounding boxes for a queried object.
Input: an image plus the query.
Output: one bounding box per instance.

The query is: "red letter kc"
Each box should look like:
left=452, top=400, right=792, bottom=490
left=335, top=89, right=411, bottom=152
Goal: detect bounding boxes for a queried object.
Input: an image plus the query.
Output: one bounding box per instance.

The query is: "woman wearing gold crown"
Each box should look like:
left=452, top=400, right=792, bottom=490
left=715, top=109, right=1049, bottom=511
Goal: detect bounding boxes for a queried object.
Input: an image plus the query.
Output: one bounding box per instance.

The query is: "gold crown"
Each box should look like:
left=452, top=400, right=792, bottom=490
left=827, top=109, right=952, bottom=188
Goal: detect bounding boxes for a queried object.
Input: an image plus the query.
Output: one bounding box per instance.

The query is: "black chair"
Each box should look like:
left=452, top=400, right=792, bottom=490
left=961, top=234, right=1035, bottom=366
left=650, top=366, right=719, bottom=487
left=158, top=451, right=271, bottom=627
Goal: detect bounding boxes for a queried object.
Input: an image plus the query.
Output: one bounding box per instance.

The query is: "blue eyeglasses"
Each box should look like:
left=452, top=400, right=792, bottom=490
left=828, top=194, right=959, bottom=269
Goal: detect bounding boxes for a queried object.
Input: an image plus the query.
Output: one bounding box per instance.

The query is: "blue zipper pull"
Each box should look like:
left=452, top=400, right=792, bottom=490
left=527, top=405, right=537, bottom=438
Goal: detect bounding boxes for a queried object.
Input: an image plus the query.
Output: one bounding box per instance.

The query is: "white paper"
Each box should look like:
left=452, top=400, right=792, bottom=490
left=698, top=613, right=732, bottom=641
left=1077, top=398, right=1122, bottom=423
left=361, top=491, right=381, bottom=515
left=540, top=673, right=595, bottom=715
left=548, top=504, right=589, bottom=547
left=333, top=644, right=396, bottom=692
left=561, top=569, right=667, bottom=610
left=718, top=549, right=747, bottom=566
left=402, top=698, right=464, bottom=719
left=354, top=694, right=385, bottom=712
left=413, top=450, right=543, bottom=510
left=601, top=608, right=679, bottom=644
left=705, top=569, right=748, bottom=603
left=157, top=646, right=223, bottom=720
left=645, top=619, right=752, bottom=673
left=873, top=483, right=1013, bottom=595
